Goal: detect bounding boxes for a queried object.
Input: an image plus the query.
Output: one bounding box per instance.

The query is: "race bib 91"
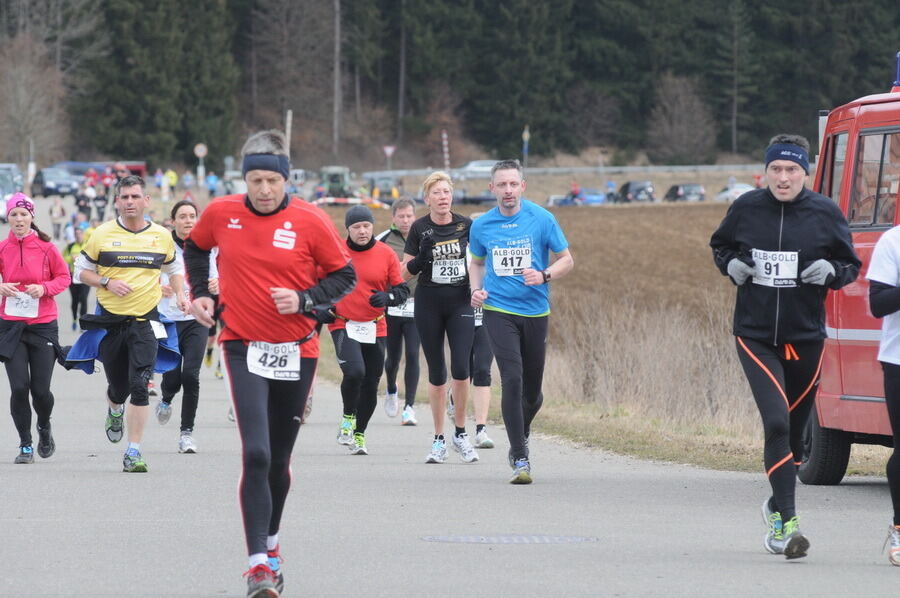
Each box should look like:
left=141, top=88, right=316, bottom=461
left=751, top=249, right=798, bottom=288
left=492, top=247, right=532, bottom=276
left=247, top=341, right=300, bottom=380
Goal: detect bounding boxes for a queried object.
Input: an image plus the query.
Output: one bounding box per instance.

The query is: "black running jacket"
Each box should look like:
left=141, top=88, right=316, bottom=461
left=710, top=187, right=861, bottom=345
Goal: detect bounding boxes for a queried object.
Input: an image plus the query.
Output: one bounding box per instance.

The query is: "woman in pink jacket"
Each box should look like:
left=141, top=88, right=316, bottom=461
left=0, top=193, right=70, bottom=463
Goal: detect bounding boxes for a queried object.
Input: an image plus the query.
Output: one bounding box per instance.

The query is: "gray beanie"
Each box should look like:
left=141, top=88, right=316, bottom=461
left=345, top=205, right=374, bottom=228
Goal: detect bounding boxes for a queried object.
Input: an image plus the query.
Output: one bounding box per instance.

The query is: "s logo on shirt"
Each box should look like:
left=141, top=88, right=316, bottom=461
left=273, top=221, right=296, bottom=250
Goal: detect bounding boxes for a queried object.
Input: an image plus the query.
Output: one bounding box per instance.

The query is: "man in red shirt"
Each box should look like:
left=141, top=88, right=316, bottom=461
left=328, top=205, right=408, bottom=455
left=184, top=129, right=354, bottom=598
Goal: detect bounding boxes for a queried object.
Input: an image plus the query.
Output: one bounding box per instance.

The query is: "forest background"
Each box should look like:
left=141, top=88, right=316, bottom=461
left=1, top=0, right=899, bottom=172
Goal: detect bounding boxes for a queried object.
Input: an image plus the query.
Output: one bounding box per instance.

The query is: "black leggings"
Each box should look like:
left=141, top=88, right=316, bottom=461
left=470, top=323, right=493, bottom=387
left=881, top=362, right=900, bottom=525
left=99, top=319, right=158, bottom=407
left=6, top=326, right=58, bottom=446
left=331, top=329, right=386, bottom=434
left=384, top=314, right=420, bottom=407
left=736, top=337, right=823, bottom=522
left=69, top=284, right=89, bottom=324
left=221, top=340, right=316, bottom=556
left=161, top=319, right=207, bottom=431
left=414, top=285, right=474, bottom=385
left=483, top=310, right=547, bottom=460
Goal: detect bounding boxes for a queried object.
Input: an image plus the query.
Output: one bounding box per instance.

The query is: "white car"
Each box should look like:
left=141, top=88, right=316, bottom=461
left=714, top=183, right=755, bottom=202
left=455, top=160, right=496, bottom=179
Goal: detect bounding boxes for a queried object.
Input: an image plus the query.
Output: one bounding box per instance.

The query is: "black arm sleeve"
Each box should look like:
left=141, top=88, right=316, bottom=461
left=387, top=282, right=410, bottom=306
left=869, top=280, right=900, bottom=318
left=183, top=238, right=212, bottom=300
left=305, top=262, right=356, bottom=309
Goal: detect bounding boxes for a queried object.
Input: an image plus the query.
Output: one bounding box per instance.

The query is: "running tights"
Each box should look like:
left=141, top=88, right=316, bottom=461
left=161, top=319, right=208, bottom=431
left=6, top=331, right=57, bottom=446
left=736, top=337, right=824, bottom=522
left=881, top=362, right=900, bottom=525
left=69, top=284, right=89, bottom=325
left=414, top=285, right=474, bottom=385
left=331, top=329, right=385, bottom=434
left=384, top=314, right=420, bottom=407
left=470, top=323, right=493, bottom=387
left=483, top=310, right=547, bottom=460
left=221, top=340, right=316, bottom=556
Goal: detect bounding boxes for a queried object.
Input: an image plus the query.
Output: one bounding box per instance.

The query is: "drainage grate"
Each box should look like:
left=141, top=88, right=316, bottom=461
left=422, top=535, right=599, bottom=544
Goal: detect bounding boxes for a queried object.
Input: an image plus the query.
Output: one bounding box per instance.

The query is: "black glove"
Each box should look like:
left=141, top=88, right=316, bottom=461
left=408, top=235, right=436, bottom=275
left=369, top=289, right=394, bottom=308
left=306, top=307, right=335, bottom=325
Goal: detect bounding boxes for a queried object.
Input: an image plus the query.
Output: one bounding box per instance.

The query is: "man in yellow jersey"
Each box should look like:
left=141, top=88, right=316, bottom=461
left=74, top=175, right=188, bottom=472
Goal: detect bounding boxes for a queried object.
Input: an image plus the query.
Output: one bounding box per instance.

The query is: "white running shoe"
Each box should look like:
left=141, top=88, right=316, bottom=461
left=155, top=400, right=172, bottom=425
left=425, top=438, right=447, bottom=463
left=227, top=406, right=235, bottom=422
left=349, top=432, right=368, bottom=455
left=401, top=405, right=417, bottom=426
left=446, top=389, right=455, bottom=418
left=886, top=525, right=900, bottom=566
left=474, top=428, right=494, bottom=449
left=384, top=391, right=400, bottom=418
left=178, top=432, right=197, bottom=454
left=451, top=432, right=479, bottom=463
left=337, top=415, right=355, bottom=446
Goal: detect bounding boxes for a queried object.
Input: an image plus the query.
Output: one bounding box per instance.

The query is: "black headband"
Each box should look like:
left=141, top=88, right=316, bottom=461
left=242, top=154, right=290, bottom=180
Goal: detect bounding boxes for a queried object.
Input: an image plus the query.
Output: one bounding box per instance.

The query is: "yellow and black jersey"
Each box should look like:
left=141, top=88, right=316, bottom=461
left=81, top=219, right=177, bottom=316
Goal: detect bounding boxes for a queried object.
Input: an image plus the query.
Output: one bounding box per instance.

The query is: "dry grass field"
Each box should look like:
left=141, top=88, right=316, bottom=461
left=313, top=196, right=889, bottom=476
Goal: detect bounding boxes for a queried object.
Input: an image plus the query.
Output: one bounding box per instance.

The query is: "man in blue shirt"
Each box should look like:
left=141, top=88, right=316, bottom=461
left=469, top=159, right=574, bottom=484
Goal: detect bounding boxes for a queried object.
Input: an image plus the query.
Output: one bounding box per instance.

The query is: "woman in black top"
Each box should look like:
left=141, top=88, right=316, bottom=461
left=403, top=171, right=479, bottom=465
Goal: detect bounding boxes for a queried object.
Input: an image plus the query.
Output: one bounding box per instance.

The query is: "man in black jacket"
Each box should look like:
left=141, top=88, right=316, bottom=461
left=710, top=134, right=861, bottom=560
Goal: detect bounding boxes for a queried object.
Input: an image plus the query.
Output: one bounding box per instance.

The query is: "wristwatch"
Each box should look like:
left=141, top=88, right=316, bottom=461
left=541, top=270, right=551, bottom=283
left=99, top=276, right=110, bottom=288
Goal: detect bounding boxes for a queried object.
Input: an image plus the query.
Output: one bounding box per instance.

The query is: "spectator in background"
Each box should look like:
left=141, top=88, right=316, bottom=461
left=92, top=184, right=108, bottom=221
left=85, top=168, right=99, bottom=189
left=75, top=185, right=92, bottom=220
left=154, top=169, right=164, bottom=191
left=48, top=197, right=66, bottom=241
left=165, top=169, right=178, bottom=192
left=101, top=167, right=116, bottom=200
left=205, top=171, right=219, bottom=198
left=182, top=171, right=195, bottom=189
left=62, top=227, right=90, bottom=331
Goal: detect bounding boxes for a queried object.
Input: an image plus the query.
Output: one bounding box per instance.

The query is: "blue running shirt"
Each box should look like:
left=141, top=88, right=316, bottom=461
left=469, top=200, right=568, bottom=316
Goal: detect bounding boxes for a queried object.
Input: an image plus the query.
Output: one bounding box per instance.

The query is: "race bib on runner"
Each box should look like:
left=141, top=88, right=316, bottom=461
left=149, top=320, right=168, bottom=340
left=751, top=249, right=798, bottom=288
left=346, top=320, right=377, bottom=344
left=432, top=258, right=466, bottom=284
left=387, top=298, right=415, bottom=318
left=247, top=341, right=300, bottom=380
left=492, top=247, right=532, bottom=276
left=4, top=292, right=38, bottom=318
left=474, top=307, right=483, bottom=327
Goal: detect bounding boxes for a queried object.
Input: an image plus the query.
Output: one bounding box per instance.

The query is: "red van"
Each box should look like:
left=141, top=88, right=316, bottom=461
left=800, top=53, right=900, bottom=484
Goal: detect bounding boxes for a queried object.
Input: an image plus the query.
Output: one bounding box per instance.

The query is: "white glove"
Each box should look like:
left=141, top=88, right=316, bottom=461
left=727, top=258, right=755, bottom=286
left=801, top=259, right=835, bottom=286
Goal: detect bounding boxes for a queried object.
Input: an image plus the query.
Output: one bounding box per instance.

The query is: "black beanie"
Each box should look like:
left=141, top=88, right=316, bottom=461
left=345, top=205, right=374, bottom=228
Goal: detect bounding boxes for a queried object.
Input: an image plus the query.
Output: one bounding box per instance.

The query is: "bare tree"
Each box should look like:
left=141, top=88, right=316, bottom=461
left=0, top=34, right=67, bottom=164
left=647, top=73, right=717, bottom=165
left=566, top=83, right=621, bottom=147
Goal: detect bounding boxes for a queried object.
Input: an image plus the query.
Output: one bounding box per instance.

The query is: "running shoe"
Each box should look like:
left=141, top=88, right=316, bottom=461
left=781, top=516, right=809, bottom=559
left=37, top=424, right=55, bottom=459
left=761, top=497, right=784, bottom=554
left=105, top=407, right=124, bottom=443
left=267, top=546, right=285, bottom=594
left=14, top=445, right=34, bottom=464
left=204, top=349, right=214, bottom=368
left=350, top=432, right=368, bottom=455
left=474, top=428, right=495, bottom=449
left=337, top=414, right=355, bottom=446
left=122, top=448, right=148, bottom=473
left=401, top=405, right=417, bottom=426
left=179, top=431, right=198, bottom=454
left=446, top=390, right=455, bottom=418
left=509, top=458, right=533, bottom=485
left=71, top=322, right=77, bottom=331
left=227, top=406, right=235, bottom=422
left=384, top=391, right=400, bottom=418
left=885, top=525, right=900, bottom=566
left=215, top=364, right=224, bottom=379
left=147, top=381, right=158, bottom=398
left=301, top=394, right=313, bottom=424
left=425, top=438, right=448, bottom=464
left=451, top=432, right=479, bottom=463
left=243, top=563, right=278, bottom=598
left=155, top=399, right=173, bottom=425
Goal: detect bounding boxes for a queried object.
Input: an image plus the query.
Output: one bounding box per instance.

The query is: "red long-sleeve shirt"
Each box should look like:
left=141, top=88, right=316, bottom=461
left=0, top=230, right=71, bottom=324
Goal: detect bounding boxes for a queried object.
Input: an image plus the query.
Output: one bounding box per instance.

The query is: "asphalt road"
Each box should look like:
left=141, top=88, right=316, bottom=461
left=1, top=201, right=899, bottom=596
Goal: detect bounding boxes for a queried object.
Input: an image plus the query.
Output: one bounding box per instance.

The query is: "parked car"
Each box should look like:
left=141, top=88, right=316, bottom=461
left=663, top=183, right=705, bottom=202
left=31, top=168, right=81, bottom=197
left=0, top=171, right=15, bottom=222
left=455, top=160, right=496, bottom=179
left=549, top=188, right=607, bottom=206
left=0, top=163, right=24, bottom=191
left=713, top=183, right=755, bottom=203
left=614, top=180, right=656, bottom=203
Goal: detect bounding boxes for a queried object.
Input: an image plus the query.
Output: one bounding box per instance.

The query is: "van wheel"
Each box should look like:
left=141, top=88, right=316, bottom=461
left=798, top=410, right=851, bottom=485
